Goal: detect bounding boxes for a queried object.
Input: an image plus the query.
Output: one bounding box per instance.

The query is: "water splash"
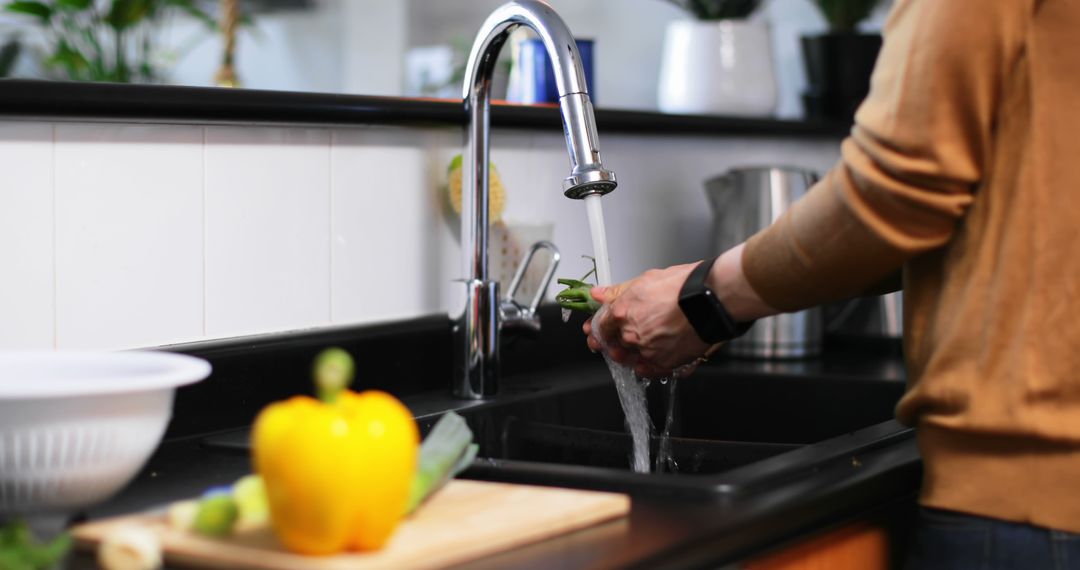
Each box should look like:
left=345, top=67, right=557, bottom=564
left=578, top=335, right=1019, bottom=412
left=603, top=354, right=652, bottom=473
left=589, top=305, right=653, bottom=472
left=654, top=370, right=682, bottom=473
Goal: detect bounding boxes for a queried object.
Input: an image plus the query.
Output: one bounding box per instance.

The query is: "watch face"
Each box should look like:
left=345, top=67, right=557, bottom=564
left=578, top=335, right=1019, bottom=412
left=680, top=289, right=714, bottom=324
left=678, top=257, right=736, bottom=344
left=679, top=289, right=717, bottom=341
left=680, top=288, right=737, bottom=344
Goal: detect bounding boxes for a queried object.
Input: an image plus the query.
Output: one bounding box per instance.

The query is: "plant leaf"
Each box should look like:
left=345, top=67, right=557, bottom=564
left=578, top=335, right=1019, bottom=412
left=672, top=0, right=761, bottom=20
left=107, top=0, right=152, bottom=31
left=4, top=1, right=53, bottom=21
left=46, top=38, right=95, bottom=81
left=0, top=39, right=22, bottom=77
left=56, top=0, right=94, bottom=10
left=813, top=0, right=882, bottom=31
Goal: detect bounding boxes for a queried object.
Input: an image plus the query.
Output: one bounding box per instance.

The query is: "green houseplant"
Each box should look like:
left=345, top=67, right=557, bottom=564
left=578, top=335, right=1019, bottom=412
left=658, top=0, right=777, bottom=116
left=0, top=36, right=20, bottom=77
left=814, top=0, right=881, bottom=32
left=801, top=0, right=885, bottom=121
left=665, top=0, right=761, bottom=20
left=3, top=0, right=217, bottom=83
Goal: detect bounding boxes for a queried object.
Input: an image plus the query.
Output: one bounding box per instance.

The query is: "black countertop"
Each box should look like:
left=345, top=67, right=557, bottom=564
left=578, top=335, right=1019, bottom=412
left=66, top=308, right=919, bottom=569
left=0, top=79, right=849, bottom=137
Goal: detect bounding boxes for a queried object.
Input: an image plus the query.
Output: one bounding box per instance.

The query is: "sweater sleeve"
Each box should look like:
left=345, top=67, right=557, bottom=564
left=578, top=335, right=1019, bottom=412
left=742, top=0, right=1029, bottom=312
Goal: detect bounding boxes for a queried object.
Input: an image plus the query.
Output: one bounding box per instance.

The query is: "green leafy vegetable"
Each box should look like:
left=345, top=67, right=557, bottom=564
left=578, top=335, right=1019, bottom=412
left=0, top=520, right=72, bottom=570
left=556, top=259, right=602, bottom=315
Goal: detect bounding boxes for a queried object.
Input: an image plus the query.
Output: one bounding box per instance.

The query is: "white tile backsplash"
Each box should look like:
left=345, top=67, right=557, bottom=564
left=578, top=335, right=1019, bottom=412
left=204, top=127, right=332, bottom=337
left=53, top=124, right=204, bottom=349
left=0, top=119, right=841, bottom=348
left=0, top=123, right=54, bottom=349
left=330, top=127, right=439, bottom=324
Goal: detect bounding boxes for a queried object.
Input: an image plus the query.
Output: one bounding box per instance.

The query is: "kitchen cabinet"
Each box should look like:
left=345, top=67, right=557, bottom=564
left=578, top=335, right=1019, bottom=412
left=745, top=498, right=916, bottom=570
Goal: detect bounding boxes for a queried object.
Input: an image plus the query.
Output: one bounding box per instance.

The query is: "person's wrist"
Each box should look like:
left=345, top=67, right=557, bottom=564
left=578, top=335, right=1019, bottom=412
left=706, top=243, right=777, bottom=322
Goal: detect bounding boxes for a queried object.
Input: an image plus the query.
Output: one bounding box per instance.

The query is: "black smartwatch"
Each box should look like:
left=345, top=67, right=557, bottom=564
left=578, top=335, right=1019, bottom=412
left=678, top=257, right=754, bottom=343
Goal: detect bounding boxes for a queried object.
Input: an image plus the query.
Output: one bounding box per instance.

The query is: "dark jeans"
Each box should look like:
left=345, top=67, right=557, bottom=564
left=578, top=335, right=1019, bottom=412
left=905, top=507, right=1080, bottom=570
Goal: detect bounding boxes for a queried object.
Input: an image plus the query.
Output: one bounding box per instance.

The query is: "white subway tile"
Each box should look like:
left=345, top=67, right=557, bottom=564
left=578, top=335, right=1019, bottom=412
left=204, top=127, right=331, bottom=337
left=0, top=123, right=54, bottom=349
left=54, top=124, right=204, bottom=349
left=330, top=127, right=439, bottom=324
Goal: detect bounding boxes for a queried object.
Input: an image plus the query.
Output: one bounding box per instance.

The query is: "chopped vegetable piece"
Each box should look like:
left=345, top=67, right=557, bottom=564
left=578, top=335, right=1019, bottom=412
left=232, top=474, right=269, bottom=532
left=166, top=500, right=199, bottom=532
left=192, top=494, right=238, bottom=537
left=97, top=525, right=160, bottom=570
left=406, top=411, right=475, bottom=514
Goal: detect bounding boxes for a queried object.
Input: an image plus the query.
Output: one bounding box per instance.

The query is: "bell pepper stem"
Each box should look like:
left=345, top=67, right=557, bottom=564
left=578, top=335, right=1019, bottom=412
left=313, top=348, right=355, bottom=404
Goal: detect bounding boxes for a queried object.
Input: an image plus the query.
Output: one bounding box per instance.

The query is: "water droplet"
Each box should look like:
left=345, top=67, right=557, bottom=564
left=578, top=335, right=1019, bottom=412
left=561, top=307, right=572, bottom=323
left=659, top=377, right=669, bottom=385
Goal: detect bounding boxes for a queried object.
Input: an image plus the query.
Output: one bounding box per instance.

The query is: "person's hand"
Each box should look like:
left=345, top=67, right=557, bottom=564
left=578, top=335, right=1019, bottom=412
left=581, top=244, right=780, bottom=379
left=582, top=263, right=711, bottom=378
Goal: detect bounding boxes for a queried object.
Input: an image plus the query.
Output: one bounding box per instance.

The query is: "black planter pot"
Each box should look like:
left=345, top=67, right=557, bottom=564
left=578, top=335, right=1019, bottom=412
left=801, top=33, right=882, bottom=122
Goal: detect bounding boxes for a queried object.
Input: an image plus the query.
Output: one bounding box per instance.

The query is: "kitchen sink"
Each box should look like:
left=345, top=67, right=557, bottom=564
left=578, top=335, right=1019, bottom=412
left=200, top=361, right=911, bottom=499
left=446, top=366, right=911, bottom=498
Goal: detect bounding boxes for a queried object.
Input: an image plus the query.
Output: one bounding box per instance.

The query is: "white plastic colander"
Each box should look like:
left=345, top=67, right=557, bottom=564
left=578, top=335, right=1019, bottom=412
left=0, top=351, right=210, bottom=517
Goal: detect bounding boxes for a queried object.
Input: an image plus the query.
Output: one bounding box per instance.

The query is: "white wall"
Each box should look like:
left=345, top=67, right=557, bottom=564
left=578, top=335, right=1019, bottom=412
left=0, top=119, right=841, bottom=350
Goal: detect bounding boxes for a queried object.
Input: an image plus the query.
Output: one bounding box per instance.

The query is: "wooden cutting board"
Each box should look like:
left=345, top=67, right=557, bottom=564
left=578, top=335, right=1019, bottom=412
left=73, top=480, right=630, bottom=569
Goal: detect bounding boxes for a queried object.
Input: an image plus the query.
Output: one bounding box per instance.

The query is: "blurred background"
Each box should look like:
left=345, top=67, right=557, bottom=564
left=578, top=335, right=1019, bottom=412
left=0, top=0, right=892, bottom=120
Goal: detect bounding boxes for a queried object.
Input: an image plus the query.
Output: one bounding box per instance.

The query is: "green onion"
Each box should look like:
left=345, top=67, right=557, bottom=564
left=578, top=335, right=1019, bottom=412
left=406, top=411, right=475, bottom=514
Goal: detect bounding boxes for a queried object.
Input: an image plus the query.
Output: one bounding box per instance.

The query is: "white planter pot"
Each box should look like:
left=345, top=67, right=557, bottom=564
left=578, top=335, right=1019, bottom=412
left=657, top=19, right=778, bottom=117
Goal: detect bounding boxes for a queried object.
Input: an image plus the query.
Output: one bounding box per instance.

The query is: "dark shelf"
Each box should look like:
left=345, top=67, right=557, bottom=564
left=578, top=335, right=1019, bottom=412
left=0, top=79, right=849, bottom=137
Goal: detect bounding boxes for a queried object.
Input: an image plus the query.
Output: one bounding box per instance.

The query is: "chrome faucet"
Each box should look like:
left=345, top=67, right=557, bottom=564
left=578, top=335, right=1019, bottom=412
left=453, top=0, right=618, bottom=400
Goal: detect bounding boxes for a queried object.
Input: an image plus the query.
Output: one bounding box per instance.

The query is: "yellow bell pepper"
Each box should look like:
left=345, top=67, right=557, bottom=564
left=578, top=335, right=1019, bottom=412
left=252, top=350, right=419, bottom=555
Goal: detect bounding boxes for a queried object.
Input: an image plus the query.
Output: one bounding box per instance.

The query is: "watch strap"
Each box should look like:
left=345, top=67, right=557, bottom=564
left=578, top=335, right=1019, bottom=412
left=678, top=257, right=754, bottom=343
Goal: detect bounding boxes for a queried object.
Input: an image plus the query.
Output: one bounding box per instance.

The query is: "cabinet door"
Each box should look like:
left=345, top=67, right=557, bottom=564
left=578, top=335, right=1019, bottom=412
left=744, top=498, right=916, bottom=570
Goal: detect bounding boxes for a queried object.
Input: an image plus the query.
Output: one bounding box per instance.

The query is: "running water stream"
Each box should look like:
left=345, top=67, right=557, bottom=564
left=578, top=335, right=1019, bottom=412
left=583, top=194, right=655, bottom=472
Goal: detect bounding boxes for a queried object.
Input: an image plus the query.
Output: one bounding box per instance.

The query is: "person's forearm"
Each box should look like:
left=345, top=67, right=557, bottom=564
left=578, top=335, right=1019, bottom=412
left=706, top=243, right=780, bottom=322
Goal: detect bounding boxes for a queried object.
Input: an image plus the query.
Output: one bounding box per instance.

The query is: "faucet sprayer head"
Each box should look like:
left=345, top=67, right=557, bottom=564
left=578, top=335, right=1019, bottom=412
left=563, top=170, right=617, bottom=199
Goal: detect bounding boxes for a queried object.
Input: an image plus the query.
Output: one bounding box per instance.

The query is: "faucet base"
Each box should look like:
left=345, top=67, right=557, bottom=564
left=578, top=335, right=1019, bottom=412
left=452, top=279, right=501, bottom=400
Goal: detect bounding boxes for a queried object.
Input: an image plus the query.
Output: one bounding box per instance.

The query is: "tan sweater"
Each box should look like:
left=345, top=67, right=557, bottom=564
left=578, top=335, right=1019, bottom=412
left=742, top=0, right=1080, bottom=532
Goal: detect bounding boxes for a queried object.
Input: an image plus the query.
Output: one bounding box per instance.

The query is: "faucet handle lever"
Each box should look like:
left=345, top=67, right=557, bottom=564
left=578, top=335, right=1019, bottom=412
left=502, top=240, right=561, bottom=328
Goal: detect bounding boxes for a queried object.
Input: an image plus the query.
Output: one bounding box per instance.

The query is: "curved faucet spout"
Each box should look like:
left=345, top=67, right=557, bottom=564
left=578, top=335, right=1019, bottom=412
left=454, top=0, right=617, bottom=400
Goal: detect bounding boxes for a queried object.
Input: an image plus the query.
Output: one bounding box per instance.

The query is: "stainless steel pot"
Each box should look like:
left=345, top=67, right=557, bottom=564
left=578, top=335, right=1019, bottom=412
left=705, top=166, right=822, bottom=359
